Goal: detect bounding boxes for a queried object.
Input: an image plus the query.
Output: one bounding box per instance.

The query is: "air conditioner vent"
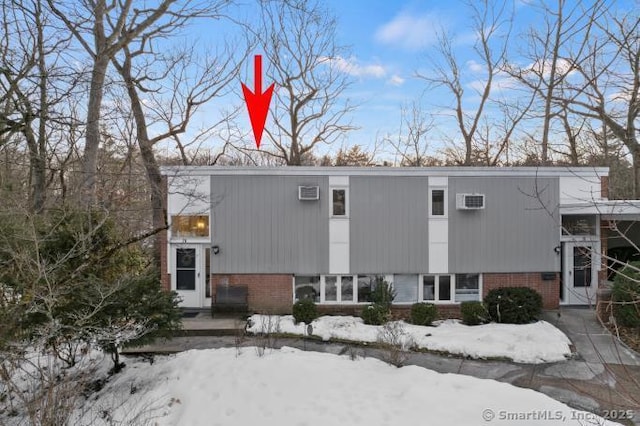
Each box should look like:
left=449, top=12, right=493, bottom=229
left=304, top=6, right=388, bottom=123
left=298, top=186, right=320, bottom=201
left=456, top=193, right=485, bottom=210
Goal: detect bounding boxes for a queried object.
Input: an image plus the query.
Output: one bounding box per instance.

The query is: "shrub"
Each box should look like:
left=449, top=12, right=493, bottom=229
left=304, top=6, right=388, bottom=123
left=292, top=299, right=318, bottom=324
left=460, top=301, right=488, bottom=326
left=370, top=277, right=396, bottom=310
left=612, top=262, right=640, bottom=328
left=361, top=303, right=390, bottom=325
left=360, top=277, right=395, bottom=325
left=410, top=303, right=438, bottom=326
left=484, top=287, right=543, bottom=324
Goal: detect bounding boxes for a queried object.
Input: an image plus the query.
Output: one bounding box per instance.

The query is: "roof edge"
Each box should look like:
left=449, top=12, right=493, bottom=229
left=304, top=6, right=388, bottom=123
left=160, top=166, right=609, bottom=178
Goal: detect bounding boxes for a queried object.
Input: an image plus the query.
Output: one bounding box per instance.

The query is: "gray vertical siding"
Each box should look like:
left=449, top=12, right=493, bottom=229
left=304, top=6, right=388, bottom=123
left=210, top=175, right=329, bottom=274
left=448, top=177, right=560, bottom=273
left=350, top=176, right=429, bottom=273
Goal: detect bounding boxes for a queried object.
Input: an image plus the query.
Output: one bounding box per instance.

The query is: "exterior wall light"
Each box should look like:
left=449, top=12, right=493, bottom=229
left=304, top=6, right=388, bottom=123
left=212, top=245, right=220, bottom=255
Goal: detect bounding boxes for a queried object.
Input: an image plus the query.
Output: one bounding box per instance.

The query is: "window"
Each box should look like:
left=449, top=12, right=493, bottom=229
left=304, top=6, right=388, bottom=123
left=455, top=274, right=480, bottom=302
left=325, top=276, right=338, bottom=302
left=430, top=189, right=446, bottom=216
left=332, top=188, right=347, bottom=216
left=295, top=276, right=320, bottom=302
left=341, top=276, right=354, bottom=302
left=172, top=215, right=209, bottom=238
left=422, top=275, right=452, bottom=302
left=357, top=275, right=377, bottom=303
left=176, top=248, right=196, bottom=290
left=562, top=215, right=596, bottom=236
left=321, top=275, right=354, bottom=303
left=205, top=248, right=211, bottom=298
left=393, top=274, right=419, bottom=303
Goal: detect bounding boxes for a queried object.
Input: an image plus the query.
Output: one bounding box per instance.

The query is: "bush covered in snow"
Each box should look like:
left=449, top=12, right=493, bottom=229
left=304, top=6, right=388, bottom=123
left=484, top=287, right=542, bottom=324
left=410, top=303, right=437, bottom=326
left=361, top=303, right=389, bottom=325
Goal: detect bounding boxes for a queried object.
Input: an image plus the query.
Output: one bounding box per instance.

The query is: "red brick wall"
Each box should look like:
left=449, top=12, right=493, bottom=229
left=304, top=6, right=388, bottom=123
left=483, top=273, right=559, bottom=309
left=599, top=221, right=608, bottom=284
left=160, top=176, right=170, bottom=291
left=317, top=304, right=462, bottom=320
left=211, top=274, right=293, bottom=314
left=601, top=175, right=609, bottom=198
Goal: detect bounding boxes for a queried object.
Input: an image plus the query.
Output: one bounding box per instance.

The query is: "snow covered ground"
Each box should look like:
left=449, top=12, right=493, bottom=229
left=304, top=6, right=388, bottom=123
left=71, top=347, right=617, bottom=426
left=247, top=315, right=573, bottom=364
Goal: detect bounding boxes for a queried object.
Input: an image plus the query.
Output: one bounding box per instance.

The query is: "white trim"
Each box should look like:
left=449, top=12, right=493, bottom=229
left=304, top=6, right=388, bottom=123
left=419, top=274, right=455, bottom=303
left=162, top=166, right=609, bottom=178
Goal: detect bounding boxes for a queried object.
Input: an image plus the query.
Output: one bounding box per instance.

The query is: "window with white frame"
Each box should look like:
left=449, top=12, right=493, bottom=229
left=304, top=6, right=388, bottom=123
left=171, top=215, right=209, bottom=238
left=422, top=275, right=453, bottom=302
left=455, top=274, right=480, bottom=302
left=429, top=188, right=447, bottom=217
left=295, top=276, right=320, bottom=302
left=393, top=274, right=419, bottom=303
left=321, top=275, right=355, bottom=303
left=331, top=188, right=348, bottom=217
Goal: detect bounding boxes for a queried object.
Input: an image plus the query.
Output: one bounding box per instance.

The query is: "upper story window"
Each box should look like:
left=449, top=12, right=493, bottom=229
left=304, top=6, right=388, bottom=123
left=332, top=188, right=348, bottom=217
left=429, top=188, right=447, bottom=217
left=171, top=215, right=209, bottom=238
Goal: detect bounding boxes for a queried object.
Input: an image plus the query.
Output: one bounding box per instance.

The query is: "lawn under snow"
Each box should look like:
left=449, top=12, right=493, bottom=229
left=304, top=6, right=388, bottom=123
left=74, top=347, right=617, bottom=426
left=247, top=315, right=573, bottom=364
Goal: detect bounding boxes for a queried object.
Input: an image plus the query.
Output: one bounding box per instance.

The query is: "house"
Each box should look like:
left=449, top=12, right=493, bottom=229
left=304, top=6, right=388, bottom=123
left=159, top=166, right=640, bottom=316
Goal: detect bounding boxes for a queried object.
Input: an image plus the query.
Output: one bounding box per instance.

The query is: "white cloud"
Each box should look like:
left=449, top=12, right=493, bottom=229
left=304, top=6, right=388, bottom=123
left=467, top=73, right=518, bottom=94
left=375, top=11, right=441, bottom=51
left=467, top=60, right=484, bottom=73
left=387, top=74, right=405, bottom=86
left=322, top=56, right=386, bottom=78
left=528, top=58, right=577, bottom=78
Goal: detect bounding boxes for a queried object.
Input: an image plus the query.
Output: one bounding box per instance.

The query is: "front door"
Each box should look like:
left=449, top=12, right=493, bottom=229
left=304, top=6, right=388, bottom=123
left=562, top=242, right=598, bottom=305
left=172, top=245, right=211, bottom=308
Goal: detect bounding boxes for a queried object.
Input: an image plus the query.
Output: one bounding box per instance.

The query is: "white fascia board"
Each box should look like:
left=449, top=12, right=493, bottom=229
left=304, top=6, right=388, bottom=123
left=560, top=200, right=640, bottom=216
left=161, top=166, right=609, bottom=179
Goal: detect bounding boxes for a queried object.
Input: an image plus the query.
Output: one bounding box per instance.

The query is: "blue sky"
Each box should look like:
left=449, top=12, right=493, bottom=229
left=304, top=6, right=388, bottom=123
left=156, top=0, right=635, bottom=162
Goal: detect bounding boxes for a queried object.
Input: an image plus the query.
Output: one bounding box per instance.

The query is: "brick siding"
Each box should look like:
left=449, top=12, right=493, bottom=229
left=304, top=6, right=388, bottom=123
left=211, top=274, right=293, bottom=314
left=160, top=176, right=170, bottom=291
left=601, top=175, right=609, bottom=198
left=483, top=273, right=559, bottom=309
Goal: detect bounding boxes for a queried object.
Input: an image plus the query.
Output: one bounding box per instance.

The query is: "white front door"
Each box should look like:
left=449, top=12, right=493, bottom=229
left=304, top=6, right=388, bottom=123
left=562, top=242, right=598, bottom=305
left=172, top=245, right=211, bottom=308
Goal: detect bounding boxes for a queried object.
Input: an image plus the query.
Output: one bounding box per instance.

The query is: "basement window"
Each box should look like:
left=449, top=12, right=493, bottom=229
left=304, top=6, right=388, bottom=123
left=455, top=274, right=480, bottom=302
left=295, top=276, right=320, bottom=302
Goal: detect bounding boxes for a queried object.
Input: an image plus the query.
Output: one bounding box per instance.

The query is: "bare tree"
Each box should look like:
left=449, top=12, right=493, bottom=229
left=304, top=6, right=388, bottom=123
left=44, top=0, right=220, bottom=205
left=384, top=102, right=439, bottom=167
left=109, top=23, right=245, bottom=264
left=0, top=0, right=79, bottom=213
left=503, top=0, right=607, bottom=165
left=418, top=0, right=521, bottom=166
left=254, top=0, right=356, bottom=165
left=548, top=7, right=640, bottom=197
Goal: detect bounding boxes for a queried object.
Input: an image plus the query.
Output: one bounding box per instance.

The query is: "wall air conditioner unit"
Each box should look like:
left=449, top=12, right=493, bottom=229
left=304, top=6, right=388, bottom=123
left=298, top=185, right=320, bottom=201
left=456, top=193, right=485, bottom=210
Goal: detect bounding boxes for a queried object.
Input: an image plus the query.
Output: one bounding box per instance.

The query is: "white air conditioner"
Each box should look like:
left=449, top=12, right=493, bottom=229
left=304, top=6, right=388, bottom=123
left=298, top=186, right=320, bottom=200
left=456, top=193, right=485, bottom=210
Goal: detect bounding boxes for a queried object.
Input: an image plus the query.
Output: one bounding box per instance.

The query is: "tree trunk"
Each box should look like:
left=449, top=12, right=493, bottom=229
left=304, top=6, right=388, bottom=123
left=119, top=54, right=166, bottom=265
left=81, top=56, right=110, bottom=206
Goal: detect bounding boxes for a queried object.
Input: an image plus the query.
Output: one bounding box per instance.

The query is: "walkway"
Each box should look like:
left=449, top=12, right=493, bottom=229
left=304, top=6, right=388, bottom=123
left=124, top=308, right=640, bottom=425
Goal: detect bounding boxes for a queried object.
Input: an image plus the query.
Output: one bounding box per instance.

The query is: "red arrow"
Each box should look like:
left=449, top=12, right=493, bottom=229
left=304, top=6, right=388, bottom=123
left=241, top=55, right=275, bottom=149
